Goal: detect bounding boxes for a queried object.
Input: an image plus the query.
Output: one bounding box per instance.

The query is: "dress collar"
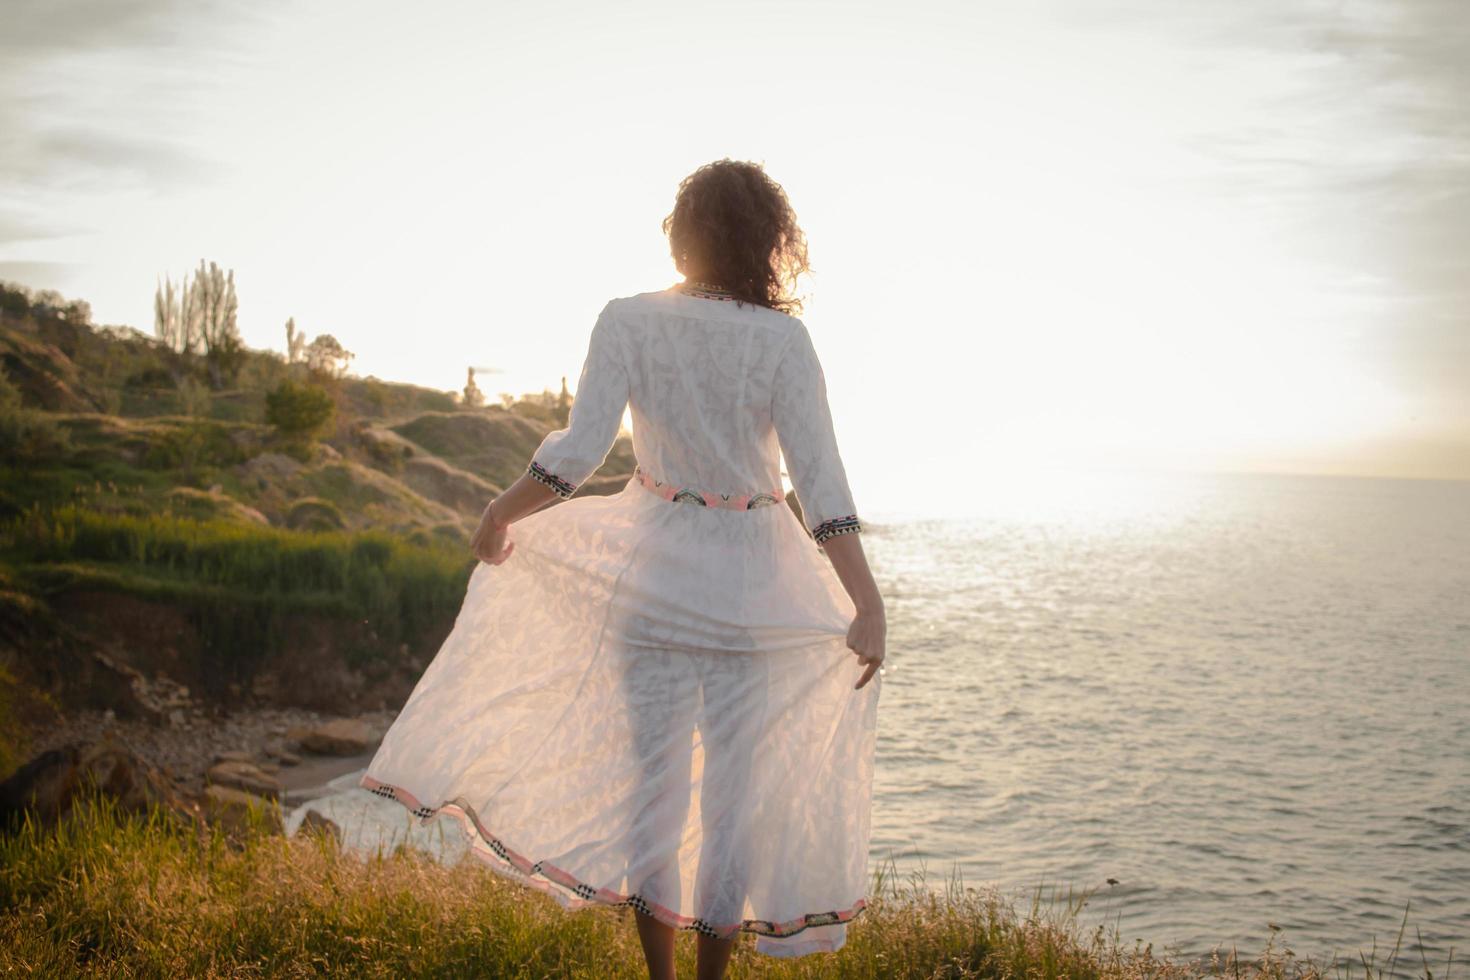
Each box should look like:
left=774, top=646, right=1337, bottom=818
left=675, top=279, right=735, bottom=301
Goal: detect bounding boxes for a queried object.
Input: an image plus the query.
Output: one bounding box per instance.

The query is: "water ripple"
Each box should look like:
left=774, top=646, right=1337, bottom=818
left=865, top=471, right=1470, bottom=974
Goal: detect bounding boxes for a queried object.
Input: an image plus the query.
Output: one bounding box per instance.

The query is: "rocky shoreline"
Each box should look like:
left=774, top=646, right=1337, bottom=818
left=30, top=703, right=399, bottom=799
left=3, top=700, right=403, bottom=838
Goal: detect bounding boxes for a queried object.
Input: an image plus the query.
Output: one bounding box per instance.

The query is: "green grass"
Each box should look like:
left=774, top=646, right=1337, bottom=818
left=0, top=792, right=1444, bottom=979
left=2, top=503, right=472, bottom=673
left=391, top=410, right=549, bottom=489
left=5, top=503, right=467, bottom=605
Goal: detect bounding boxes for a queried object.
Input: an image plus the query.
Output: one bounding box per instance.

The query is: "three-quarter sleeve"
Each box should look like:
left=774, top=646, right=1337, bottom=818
left=771, top=320, right=863, bottom=545
left=527, top=301, right=629, bottom=499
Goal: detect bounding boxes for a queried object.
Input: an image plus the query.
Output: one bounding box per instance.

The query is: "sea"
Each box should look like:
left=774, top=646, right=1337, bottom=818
left=291, top=469, right=1468, bottom=975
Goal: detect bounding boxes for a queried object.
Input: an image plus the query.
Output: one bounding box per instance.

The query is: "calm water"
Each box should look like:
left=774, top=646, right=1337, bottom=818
left=862, top=470, right=1469, bottom=973
left=299, top=468, right=1466, bottom=973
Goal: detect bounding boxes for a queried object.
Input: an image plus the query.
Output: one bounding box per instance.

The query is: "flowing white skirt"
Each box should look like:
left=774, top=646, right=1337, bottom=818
left=360, top=475, right=881, bottom=958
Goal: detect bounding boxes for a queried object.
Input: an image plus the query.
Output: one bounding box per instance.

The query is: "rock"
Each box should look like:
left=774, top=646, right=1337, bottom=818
left=200, top=784, right=283, bottom=835
left=212, top=749, right=255, bottom=765
left=264, top=743, right=303, bottom=766
left=256, top=760, right=281, bottom=774
left=298, top=809, right=342, bottom=845
left=297, top=718, right=377, bottom=756
left=206, top=759, right=283, bottom=799
left=0, top=737, right=194, bottom=827
left=89, top=650, right=195, bottom=724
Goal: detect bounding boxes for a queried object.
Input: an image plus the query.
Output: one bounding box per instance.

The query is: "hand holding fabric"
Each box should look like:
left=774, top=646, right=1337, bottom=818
left=470, top=500, right=515, bottom=565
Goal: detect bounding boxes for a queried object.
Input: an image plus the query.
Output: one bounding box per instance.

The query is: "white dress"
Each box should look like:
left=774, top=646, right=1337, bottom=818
left=360, top=283, right=881, bottom=958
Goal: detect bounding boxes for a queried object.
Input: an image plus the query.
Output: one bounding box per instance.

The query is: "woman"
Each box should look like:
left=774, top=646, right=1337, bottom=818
left=361, top=158, right=886, bottom=980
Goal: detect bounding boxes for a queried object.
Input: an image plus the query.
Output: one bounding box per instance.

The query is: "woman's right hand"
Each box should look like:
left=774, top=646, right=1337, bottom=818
left=848, top=609, right=886, bottom=690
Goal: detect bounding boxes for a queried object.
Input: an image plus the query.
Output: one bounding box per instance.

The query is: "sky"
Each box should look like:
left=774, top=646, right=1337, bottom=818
left=3, top=0, right=1467, bottom=514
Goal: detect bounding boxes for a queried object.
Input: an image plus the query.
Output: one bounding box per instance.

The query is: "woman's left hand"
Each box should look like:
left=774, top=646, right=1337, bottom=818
left=471, top=500, right=515, bottom=565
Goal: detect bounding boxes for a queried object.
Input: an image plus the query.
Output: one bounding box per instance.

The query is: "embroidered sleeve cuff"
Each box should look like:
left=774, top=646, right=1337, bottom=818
left=528, top=461, right=577, bottom=499
left=812, top=514, right=862, bottom=544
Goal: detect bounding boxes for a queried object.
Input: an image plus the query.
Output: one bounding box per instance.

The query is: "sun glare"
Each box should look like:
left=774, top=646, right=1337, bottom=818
left=7, top=0, right=1458, bottom=511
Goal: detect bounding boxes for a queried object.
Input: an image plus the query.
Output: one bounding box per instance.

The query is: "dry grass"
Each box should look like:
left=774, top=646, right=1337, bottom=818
left=0, top=790, right=1448, bottom=979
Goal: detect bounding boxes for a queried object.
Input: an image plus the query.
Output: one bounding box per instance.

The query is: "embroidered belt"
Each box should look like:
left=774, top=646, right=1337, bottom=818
left=633, top=465, right=784, bottom=512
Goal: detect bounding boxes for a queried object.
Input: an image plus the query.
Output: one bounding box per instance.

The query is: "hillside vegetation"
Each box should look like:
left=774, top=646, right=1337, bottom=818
left=0, top=280, right=635, bottom=770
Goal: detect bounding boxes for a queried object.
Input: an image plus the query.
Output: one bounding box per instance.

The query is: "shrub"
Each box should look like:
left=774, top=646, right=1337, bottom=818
left=265, top=379, right=334, bottom=439
left=0, top=367, right=70, bottom=461
left=124, top=366, right=176, bottom=390
left=285, top=497, right=346, bottom=532
left=142, top=420, right=252, bottom=472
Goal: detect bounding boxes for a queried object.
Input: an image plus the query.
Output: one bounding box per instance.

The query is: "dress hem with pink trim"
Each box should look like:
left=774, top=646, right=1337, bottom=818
left=358, top=773, right=869, bottom=944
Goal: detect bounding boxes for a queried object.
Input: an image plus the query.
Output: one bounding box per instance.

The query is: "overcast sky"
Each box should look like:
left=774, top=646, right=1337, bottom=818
left=3, top=0, right=1467, bottom=511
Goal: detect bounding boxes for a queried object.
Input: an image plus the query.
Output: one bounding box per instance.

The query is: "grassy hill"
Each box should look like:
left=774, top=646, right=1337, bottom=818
left=0, top=281, right=636, bottom=773
left=0, top=283, right=636, bottom=534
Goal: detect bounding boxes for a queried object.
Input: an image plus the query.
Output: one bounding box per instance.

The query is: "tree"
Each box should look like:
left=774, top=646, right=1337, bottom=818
left=62, top=298, right=91, bottom=324
left=154, top=276, right=187, bottom=353
left=304, top=333, right=353, bottom=380
left=206, top=329, right=248, bottom=389
left=284, top=317, right=306, bottom=364
left=462, top=367, right=485, bottom=408
left=153, top=259, right=243, bottom=387
left=155, top=270, right=204, bottom=355
left=265, top=379, right=335, bottom=440
left=31, top=289, right=66, bottom=315
left=191, top=259, right=238, bottom=356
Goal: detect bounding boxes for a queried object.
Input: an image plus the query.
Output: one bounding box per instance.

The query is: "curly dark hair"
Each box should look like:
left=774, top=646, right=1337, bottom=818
left=662, top=159, right=811, bottom=315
